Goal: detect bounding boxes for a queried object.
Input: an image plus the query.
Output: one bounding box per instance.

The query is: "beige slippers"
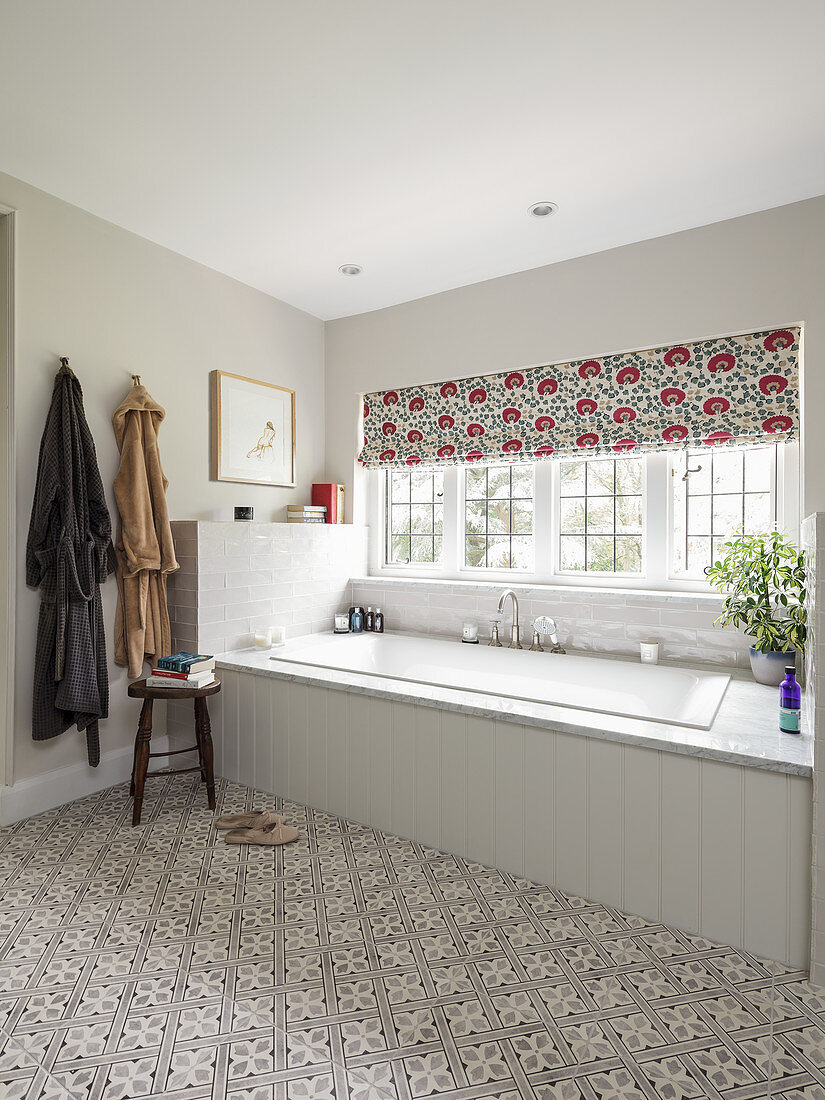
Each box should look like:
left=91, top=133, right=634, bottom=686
left=224, top=820, right=300, bottom=846
left=215, top=809, right=299, bottom=845
left=215, top=810, right=284, bottom=830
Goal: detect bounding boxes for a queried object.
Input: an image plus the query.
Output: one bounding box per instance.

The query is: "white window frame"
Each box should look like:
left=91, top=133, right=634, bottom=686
left=553, top=454, right=647, bottom=579
left=460, top=464, right=535, bottom=577
left=384, top=466, right=445, bottom=567
left=669, top=444, right=775, bottom=580
left=365, top=441, right=799, bottom=593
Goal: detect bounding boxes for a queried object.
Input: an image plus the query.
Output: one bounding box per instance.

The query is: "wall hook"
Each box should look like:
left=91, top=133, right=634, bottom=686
left=132, top=374, right=142, bottom=386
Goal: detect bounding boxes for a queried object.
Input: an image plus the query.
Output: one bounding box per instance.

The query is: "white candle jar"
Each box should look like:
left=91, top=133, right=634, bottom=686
left=640, top=641, right=660, bottom=664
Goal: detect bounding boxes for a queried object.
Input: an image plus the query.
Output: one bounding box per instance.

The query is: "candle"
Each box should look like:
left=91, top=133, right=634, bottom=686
left=462, top=621, right=479, bottom=644
left=640, top=641, right=659, bottom=664
left=254, top=628, right=272, bottom=649
left=272, top=625, right=286, bottom=647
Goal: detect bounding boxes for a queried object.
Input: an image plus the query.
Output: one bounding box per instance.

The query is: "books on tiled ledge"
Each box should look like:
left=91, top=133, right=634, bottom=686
left=311, top=482, right=345, bottom=523
left=145, top=652, right=216, bottom=688
left=287, top=504, right=326, bottom=524
left=287, top=485, right=345, bottom=524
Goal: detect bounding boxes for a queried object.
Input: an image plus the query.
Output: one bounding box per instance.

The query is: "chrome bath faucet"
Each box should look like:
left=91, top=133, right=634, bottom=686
left=496, top=589, right=522, bottom=649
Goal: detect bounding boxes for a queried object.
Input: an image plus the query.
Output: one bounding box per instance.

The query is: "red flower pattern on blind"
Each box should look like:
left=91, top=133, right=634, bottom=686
left=359, top=328, right=800, bottom=468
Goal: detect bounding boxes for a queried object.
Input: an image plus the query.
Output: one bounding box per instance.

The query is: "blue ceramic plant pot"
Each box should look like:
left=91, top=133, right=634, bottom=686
left=749, top=647, right=797, bottom=687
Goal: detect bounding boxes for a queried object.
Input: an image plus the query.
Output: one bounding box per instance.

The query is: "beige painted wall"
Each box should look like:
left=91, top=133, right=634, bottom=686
left=0, top=212, right=12, bottom=789
left=325, top=196, right=825, bottom=519
left=0, top=171, right=325, bottom=783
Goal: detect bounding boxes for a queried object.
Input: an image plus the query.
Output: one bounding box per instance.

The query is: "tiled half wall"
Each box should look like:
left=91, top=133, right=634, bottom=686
left=167, top=520, right=368, bottom=654
left=351, top=578, right=753, bottom=669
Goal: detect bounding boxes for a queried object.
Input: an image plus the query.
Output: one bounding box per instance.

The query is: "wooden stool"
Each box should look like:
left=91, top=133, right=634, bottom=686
left=127, top=677, right=221, bottom=826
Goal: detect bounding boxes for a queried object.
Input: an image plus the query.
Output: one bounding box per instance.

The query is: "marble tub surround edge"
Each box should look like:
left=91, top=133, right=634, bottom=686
left=350, top=575, right=754, bottom=671
left=216, top=639, right=813, bottom=777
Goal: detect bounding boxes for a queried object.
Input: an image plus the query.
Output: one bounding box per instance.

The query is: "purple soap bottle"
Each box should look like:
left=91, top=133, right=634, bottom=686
left=779, top=665, right=801, bottom=734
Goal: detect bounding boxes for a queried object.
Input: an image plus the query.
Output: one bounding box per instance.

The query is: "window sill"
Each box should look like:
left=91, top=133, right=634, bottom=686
left=351, top=575, right=723, bottom=607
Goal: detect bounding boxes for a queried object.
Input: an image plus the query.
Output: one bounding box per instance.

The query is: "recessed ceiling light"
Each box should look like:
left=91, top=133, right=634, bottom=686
left=529, top=201, right=558, bottom=218
left=338, top=264, right=363, bottom=276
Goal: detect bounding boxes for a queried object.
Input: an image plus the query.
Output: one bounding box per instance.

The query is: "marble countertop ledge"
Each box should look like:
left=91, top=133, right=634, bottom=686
left=216, top=641, right=813, bottom=778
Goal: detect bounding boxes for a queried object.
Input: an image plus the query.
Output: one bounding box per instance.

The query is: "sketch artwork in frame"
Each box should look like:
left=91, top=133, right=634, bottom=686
left=211, top=370, right=296, bottom=487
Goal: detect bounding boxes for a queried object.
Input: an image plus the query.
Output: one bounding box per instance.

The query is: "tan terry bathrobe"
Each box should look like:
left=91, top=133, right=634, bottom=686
left=112, top=380, right=179, bottom=679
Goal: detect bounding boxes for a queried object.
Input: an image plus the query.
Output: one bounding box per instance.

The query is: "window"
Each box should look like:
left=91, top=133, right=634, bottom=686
left=386, top=469, right=443, bottom=565
left=464, top=464, right=533, bottom=570
left=671, top=445, right=775, bottom=577
left=558, top=457, right=643, bottom=574
left=373, top=442, right=796, bottom=590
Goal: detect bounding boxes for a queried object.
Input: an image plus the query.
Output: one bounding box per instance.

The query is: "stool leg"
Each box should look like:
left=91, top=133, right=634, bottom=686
left=193, top=708, right=207, bottom=785
left=129, top=737, right=138, bottom=795
left=132, top=699, right=153, bottom=827
left=195, top=696, right=216, bottom=811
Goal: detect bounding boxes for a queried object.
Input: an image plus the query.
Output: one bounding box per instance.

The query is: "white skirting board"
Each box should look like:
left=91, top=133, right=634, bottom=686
left=0, top=734, right=173, bottom=825
left=213, top=667, right=813, bottom=970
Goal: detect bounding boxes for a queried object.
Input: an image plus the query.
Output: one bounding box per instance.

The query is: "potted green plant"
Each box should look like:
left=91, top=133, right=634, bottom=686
left=705, top=530, right=807, bottom=686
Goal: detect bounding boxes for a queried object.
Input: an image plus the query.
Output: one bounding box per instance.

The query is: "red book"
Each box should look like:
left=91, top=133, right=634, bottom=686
left=150, top=668, right=190, bottom=679
left=311, top=483, right=345, bottom=524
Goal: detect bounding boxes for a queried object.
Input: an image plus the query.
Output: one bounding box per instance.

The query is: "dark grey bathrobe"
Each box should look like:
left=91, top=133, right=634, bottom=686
left=26, top=362, right=116, bottom=766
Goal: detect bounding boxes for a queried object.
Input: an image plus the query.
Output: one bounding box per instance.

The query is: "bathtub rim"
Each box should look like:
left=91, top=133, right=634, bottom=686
left=214, top=637, right=812, bottom=777
left=264, top=629, right=731, bottom=732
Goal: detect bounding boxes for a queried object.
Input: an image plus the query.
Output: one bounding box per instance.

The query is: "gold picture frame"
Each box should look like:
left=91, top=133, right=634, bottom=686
left=210, top=370, right=296, bottom=487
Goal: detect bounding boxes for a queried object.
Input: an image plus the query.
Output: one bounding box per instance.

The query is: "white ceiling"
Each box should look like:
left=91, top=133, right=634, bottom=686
left=1, top=1, right=824, bottom=320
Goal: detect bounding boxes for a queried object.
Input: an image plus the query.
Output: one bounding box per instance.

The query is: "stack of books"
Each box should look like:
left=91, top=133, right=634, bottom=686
left=287, top=504, right=327, bottom=524
left=146, top=652, right=216, bottom=689
left=311, top=483, right=345, bottom=523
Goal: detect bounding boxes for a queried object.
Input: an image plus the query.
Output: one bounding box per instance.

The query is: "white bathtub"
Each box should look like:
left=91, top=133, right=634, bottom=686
left=271, top=631, right=729, bottom=729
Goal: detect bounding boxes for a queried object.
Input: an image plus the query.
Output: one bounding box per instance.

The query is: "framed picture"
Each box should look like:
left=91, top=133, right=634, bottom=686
left=211, top=370, right=296, bottom=487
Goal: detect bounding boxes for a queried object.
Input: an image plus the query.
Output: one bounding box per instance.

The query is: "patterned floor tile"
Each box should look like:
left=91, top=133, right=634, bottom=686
left=0, top=772, right=821, bottom=1100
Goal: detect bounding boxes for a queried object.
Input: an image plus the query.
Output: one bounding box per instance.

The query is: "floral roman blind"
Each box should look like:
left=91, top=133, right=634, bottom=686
left=358, top=327, right=800, bottom=468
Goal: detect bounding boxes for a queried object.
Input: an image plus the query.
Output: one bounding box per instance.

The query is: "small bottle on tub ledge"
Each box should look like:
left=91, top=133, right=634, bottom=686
left=779, top=666, right=801, bottom=734
left=374, top=608, right=384, bottom=633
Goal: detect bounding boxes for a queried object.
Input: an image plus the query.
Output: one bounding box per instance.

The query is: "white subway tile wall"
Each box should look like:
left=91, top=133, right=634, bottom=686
left=167, top=520, right=368, bottom=655
left=802, top=512, right=825, bottom=987
left=350, top=578, right=753, bottom=669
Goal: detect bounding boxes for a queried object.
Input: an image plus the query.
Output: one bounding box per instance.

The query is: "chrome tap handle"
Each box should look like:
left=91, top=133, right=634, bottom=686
left=529, top=630, right=543, bottom=652
left=488, top=620, right=503, bottom=647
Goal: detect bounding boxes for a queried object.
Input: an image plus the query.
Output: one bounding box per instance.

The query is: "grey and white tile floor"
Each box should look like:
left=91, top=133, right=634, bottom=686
left=1, top=773, right=824, bottom=1100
